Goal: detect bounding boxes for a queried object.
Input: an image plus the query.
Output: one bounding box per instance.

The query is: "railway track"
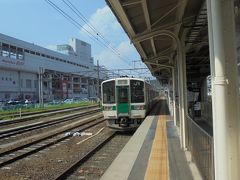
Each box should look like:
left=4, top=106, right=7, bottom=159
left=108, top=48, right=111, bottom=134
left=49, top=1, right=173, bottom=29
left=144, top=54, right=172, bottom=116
left=0, top=114, right=105, bottom=168
left=55, top=132, right=132, bottom=180
left=54, top=132, right=116, bottom=180
left=0, top=104, right=98, bottom=125
left=0, top=107, right=100, bottom=140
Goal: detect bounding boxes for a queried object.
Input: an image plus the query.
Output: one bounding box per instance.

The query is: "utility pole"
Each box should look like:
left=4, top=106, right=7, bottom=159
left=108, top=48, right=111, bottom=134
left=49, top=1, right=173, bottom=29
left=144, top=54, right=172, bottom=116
left=38, top=67, right=44, bottom=107
left=97, top=60, right=100, bottom=99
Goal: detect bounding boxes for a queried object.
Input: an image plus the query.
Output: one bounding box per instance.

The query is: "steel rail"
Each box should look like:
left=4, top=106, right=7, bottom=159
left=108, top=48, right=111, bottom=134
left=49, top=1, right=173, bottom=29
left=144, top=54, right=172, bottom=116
left=0, top=117, right=105, bottom=168
left=0, top=104, right=98, bottom=125
left=54, top=132, right=116, bottom=180
left=0, top=108, right=99, bottom=139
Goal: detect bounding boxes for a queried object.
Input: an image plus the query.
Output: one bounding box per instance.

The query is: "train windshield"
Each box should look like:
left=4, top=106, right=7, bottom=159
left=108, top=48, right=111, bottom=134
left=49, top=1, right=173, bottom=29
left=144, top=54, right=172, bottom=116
left=102, top=81, right=115, bottom=104
left=118, top=86, right=129, bottom=103
left=130, top=80, right=144, bottom=103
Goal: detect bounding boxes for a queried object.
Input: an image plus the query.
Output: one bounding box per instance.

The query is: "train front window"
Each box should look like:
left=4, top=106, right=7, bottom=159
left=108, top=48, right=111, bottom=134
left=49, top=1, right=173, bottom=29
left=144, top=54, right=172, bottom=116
left=130, top=80, right=144, bottom=103
left=103, top=81, right=115, bottom=104
left=118, top=86, right=129, bottom=103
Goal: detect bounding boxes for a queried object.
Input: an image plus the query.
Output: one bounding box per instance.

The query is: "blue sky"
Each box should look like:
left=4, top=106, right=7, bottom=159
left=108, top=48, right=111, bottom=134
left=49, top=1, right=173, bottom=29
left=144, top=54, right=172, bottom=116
left=0, top=0, right=153, bottom=78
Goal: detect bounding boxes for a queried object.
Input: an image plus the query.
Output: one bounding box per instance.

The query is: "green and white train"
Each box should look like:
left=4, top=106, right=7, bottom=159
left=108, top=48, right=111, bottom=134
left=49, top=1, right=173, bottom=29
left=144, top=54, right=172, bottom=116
left=101, top=77, right=158, bottom=131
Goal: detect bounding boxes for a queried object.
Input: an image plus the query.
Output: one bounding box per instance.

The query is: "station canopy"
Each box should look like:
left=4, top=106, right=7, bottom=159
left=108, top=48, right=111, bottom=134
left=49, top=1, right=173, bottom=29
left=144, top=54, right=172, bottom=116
left=106, top=0, right=209, bottom=84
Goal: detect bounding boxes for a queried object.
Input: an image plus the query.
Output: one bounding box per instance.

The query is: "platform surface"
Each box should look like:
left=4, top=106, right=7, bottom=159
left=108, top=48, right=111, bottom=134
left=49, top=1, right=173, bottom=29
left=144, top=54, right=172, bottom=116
left=101, top=100, right=197, bottom=180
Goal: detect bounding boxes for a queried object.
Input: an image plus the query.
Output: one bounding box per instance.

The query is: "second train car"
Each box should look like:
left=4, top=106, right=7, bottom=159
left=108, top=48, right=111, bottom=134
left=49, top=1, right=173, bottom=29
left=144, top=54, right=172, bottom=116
left=101, top=77, right=158, bottom=131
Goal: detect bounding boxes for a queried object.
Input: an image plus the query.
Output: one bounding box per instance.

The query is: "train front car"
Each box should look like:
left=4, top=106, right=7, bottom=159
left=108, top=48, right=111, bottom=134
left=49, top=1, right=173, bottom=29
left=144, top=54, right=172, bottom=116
left=102, top=78, right=147, bottom=131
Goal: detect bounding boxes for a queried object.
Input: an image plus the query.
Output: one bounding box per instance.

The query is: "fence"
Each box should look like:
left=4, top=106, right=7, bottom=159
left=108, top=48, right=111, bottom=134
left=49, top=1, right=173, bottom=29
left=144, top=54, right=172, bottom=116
left=187, top=116, right=214, bottom=180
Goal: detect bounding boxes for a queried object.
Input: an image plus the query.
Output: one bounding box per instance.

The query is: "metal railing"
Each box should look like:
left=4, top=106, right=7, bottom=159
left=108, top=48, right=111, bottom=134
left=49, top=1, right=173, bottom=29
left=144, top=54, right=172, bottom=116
left=187, top=116, right=214, bottom=180
left=201, top=101, right=213, bottom=127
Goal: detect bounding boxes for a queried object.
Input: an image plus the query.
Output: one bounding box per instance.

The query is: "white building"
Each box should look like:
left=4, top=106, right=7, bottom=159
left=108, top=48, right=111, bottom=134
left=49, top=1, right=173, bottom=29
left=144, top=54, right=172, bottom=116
left=0, top=33, right=107, bottom=101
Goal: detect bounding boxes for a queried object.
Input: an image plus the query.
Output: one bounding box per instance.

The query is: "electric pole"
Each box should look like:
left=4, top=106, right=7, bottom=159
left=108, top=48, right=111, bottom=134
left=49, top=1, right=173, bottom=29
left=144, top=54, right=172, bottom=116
left=38, top=67, right=44, bottom=107
left=97, top=60, right=100, bottom=99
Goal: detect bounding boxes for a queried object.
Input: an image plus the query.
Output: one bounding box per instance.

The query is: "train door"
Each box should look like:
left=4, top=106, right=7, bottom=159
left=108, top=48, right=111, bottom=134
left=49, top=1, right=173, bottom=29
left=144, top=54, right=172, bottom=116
left=116, top=86, right=129, bottom=116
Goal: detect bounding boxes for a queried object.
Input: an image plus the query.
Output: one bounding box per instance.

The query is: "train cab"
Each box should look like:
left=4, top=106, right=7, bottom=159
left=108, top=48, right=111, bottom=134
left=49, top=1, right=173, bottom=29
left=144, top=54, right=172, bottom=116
left=101, top=77, right=158, bottom=131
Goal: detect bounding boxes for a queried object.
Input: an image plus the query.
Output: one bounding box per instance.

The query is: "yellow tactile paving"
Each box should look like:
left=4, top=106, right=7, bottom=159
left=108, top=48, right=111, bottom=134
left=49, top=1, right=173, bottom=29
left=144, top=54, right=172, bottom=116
left=144, top=115, right=169, bottom=180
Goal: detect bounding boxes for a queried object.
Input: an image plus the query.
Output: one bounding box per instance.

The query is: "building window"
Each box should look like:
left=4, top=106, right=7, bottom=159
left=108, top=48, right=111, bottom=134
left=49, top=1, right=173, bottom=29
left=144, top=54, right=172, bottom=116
left=24, top=49, right=30, bottom=53
left=30, top=51, right=35, bottom=55
left=2, top=43, right=9, bottom=57
left=73, top=77, right=79, bottom=83
left=10, top=46, right=17, bottom=59
left=34, top=80, right=38, bottom=88
left=26, top=79, right=31, bottom=88
left=17, top=48, right=24, bottom=60
left=81, top=78, right=87, bottom=83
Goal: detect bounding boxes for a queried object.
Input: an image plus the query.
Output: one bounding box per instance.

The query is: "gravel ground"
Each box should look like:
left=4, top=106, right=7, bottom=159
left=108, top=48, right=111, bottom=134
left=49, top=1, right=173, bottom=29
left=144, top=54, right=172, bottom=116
left=0, top=122, right=116, bottom=180
left=0, top=110, right=100, bottom=148
left=68, top=132, right=133, bottom=180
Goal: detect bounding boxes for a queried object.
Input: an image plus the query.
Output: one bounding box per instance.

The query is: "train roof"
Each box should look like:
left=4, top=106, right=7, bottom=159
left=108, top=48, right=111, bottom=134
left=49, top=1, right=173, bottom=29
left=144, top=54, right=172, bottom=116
left=101, top=77, right=146, bottom=85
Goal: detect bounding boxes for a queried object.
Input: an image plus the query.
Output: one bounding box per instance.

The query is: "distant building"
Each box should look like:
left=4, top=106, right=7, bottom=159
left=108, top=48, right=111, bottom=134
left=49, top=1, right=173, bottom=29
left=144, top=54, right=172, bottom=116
left=0, top=33, right=108, bottom=101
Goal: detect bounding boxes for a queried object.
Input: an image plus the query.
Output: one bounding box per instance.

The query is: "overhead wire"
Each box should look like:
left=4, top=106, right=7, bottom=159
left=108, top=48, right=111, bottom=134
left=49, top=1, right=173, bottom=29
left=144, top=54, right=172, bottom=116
left=44, top=0, right=153, bottom=78
left=44, top=0, right=133, bottom=67
left=62, top=0, right=133, bottom=62
left=62, top=0, right=112, bottom=48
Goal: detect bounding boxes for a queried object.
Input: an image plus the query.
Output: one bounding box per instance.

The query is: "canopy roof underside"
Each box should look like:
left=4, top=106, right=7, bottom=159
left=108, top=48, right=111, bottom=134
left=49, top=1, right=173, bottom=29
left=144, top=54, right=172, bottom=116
left=106, top=0, right=209, bottom=83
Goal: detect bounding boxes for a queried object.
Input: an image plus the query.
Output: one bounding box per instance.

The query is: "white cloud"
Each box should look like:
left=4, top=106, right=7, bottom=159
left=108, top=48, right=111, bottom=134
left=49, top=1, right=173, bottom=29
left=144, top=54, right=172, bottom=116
left=79, top=5, right=139, bottom=69
left=95, top=40, right=140, bottom=69
left=80, top=5, right=122, bottom=42
left=78, top=5, right=151, bottom=78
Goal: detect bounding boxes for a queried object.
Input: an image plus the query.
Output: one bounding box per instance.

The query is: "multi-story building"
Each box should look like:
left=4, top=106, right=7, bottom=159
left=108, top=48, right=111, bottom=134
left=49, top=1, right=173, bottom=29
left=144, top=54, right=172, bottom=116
left=0, top=33, right=108, bottom=101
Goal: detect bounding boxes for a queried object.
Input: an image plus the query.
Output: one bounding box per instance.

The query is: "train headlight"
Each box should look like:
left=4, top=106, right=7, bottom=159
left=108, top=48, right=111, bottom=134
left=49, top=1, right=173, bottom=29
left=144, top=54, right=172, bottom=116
left=133, top=105, right=145, bottom=110
left=104, top=106, right=114, bottom=111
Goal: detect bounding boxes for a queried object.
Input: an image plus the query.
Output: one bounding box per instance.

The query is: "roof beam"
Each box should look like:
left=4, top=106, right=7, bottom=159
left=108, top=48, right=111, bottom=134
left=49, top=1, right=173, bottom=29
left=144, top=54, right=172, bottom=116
left=141, top=0, right=157, bottom=56
left=151, top=66, right=171, bottom=72
left=135, top=42, right=148, bottom=59
left=142, top=0, right=151, bottom=29
left=107, top=0, right=148, bottom=59
left=133, top=29, right=176, bottom=43
left=144, top=55, right=172, bottom=64
left=122, top=0, right=141, bottom=7
left=150, top=39, right=157, bottom=55
left=107, top=0, right=136, bottom=36
left=145, top=61, right=173, bottom=68
left=151, top=0, right=187, bottom=29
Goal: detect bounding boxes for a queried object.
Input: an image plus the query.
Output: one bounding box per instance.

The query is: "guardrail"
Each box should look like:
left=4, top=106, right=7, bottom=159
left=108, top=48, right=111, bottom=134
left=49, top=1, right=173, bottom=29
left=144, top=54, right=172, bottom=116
left=201, top=101, right=213, bottom=127
left=187, top=116, right=214, bottom=180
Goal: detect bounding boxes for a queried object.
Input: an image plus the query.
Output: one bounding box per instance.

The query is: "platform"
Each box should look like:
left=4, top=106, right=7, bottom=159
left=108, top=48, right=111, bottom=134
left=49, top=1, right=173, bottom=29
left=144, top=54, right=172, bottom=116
left=101, top=100, right=201, bottom=180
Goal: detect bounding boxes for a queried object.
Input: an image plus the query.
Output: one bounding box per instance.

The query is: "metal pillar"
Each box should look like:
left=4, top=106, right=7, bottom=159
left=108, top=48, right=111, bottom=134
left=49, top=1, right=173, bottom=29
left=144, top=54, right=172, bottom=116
left=133, top=29, right=188, bottom=149
left=172, top=67, right=177, bottom=126
left=181, top=37, right=188, bottom=149
left=177, top=41, right=187, bottom=149
left=207, top=0, right=240, bottom=179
